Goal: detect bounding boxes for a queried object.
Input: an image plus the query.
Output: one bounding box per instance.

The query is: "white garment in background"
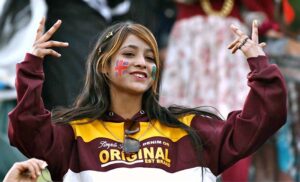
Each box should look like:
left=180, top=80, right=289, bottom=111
left=83, top=0, right=131, bottom=22
left=160, top=16, right=250, bottom=117
left=0, top=0, right=47, bottom=98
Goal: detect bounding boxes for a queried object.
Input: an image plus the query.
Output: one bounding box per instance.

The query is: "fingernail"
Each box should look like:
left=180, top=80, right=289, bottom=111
left=37, top=171, right=41, bottom=176
left=42, top=162, right=48, bottom=169
left=254, top=20, right=258, bottom=26
left=65, top=42, right=69, bottom=45
left=58, top=54, right=61, bottom=57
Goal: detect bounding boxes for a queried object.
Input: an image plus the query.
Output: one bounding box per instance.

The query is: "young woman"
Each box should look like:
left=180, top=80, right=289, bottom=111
left=8, top=17, right=287, bottom=181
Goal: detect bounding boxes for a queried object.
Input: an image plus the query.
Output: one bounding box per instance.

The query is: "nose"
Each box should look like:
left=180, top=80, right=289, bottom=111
left=134, top=55, right=147, bottom=69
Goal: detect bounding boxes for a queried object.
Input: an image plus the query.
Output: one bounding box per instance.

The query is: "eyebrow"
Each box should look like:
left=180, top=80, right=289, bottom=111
left=120, top=45, right=153, bottom=53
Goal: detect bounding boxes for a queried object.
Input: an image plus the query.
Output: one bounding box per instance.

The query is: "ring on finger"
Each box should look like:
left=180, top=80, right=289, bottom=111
left=238, top=37, right=249, bottom=49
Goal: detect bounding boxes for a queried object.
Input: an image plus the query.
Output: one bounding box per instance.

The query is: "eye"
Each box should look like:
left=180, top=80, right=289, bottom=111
left=146, top=56, right=155, bottom=62
left=123, top=52, right=135, bottom=57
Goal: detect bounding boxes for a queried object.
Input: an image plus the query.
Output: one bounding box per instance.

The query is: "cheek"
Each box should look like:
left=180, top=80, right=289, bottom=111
left=113, top=59, right=129, bottom=77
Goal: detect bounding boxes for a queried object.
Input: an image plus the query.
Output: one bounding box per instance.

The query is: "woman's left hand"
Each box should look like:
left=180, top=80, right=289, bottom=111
left=228, top=20, right=266, bottom=58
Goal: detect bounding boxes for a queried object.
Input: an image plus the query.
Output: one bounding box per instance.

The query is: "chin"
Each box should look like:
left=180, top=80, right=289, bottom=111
left=128, top=83, right=151, bottom=92
left=126, top=86, right=150, bottom=95
left=128, top=89, right=148, bottom=95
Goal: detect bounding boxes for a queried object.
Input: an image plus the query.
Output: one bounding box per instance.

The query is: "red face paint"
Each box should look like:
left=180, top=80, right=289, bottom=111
left=114, top=60, right=129, bottom=76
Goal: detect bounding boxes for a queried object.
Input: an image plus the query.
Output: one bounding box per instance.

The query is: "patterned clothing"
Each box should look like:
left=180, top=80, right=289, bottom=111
left=160, top=16, right=249, bottom=116
left=8, top=54, right=287, bottom=181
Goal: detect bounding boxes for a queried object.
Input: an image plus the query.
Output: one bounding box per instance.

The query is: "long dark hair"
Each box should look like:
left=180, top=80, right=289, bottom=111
left=51, top=22, right=222, bottom=166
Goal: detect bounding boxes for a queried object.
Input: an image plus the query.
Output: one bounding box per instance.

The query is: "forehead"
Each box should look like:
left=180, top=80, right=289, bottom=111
left=120, top=34, right=152, bottom=51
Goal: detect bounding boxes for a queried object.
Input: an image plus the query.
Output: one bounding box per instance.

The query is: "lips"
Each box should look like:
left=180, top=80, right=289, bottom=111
left=130, top=71, right=148, bottom=78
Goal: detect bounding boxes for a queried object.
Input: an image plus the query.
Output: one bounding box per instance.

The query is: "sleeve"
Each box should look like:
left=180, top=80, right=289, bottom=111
left=191, top=56, right=287, bottom=175
left=7, top=53, right=75, bottom=179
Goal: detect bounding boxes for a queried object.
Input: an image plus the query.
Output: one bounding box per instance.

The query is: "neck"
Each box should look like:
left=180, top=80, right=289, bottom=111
left=109, top=89, right=143, bottom=119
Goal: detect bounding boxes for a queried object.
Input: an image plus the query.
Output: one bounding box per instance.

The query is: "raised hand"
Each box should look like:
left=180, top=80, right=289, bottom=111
left=30, top=17, right=69, bottom=58
left=228, top=20, right=266, bottom=58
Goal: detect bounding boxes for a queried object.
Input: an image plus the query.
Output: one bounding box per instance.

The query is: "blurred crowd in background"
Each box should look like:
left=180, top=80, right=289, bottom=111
left=0, top=0, right=299, bottom=181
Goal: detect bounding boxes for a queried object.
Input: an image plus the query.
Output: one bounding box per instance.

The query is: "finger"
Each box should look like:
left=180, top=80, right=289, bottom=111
left=259, top=42, right=266, bottom=47
left=230, top=38, right=247, bottom=54
left=35, top=49, right=61, bottom=58
left=43, top=49, right=61, bottom=57
left=231, top=43, right=240, bottom=54
left=14, top=161, right=31, bottom=173
left=39, top=41, right=69, bottom=48
left=35, top=160, right=48, bottom=169
left=35, top=17, right=46, bottom=41
left=227, top=38, right=239, bottom=49
left=251, top=20, right=259, bottom=44
left=28, top=160, right=42, bottom=178
left=228, top=35, right=249, bottom=49
left=39, top=19, right=62, bottom=43
left=230, top=24, right=245, bottom=37
left=22, top=162, right=37, bottom=179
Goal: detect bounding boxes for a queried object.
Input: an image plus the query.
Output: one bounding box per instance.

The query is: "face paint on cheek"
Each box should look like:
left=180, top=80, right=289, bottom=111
left=151, top=65, right=157, bottom=80
left=114, top=60, right=129, bottom=76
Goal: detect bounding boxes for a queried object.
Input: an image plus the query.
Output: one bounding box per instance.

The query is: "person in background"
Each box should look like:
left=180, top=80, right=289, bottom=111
left=0, top=0, right=47, bottom=180
left=256, top=0, right=300, bottom=181
left=160, top=0, right=278, bottom=181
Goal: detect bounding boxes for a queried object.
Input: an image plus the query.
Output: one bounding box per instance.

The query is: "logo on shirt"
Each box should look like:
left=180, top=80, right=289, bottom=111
left=98, top=139, right=171, bottom=168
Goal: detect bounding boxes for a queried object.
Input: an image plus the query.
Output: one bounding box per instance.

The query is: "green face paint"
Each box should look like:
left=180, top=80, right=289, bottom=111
left=151, top=66, right=157, bottom=80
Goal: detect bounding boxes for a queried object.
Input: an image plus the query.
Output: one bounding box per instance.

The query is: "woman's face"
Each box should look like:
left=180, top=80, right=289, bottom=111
left=106, top=34, right=157, bottom=95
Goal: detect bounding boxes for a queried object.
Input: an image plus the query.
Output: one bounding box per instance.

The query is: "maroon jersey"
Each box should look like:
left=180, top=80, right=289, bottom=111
left=8, top=54, right=287, bottom=181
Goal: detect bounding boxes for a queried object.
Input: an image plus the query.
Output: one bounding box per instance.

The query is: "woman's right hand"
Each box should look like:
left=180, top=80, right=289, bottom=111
left=30, top=17, right=69, bottom=58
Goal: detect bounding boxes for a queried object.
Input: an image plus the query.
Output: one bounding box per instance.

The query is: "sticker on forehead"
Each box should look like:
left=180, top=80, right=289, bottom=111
left=115, top=60, right=129, bottom=76
left=151, top=65, right=157, bottom=80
